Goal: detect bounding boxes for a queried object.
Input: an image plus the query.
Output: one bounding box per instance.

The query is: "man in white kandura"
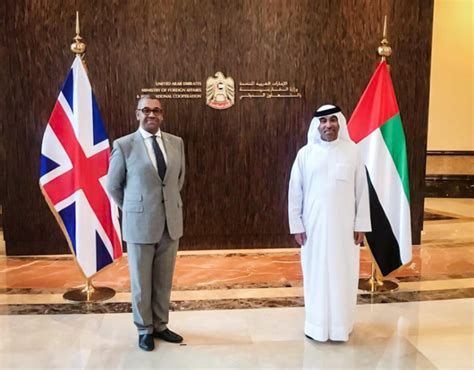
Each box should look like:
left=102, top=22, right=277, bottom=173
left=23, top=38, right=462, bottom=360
left=288, top=104, right=371, bottom=342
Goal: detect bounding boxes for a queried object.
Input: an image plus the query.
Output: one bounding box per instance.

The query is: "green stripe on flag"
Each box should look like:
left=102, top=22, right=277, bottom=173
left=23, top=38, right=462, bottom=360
left=380, top=114, right=411, bottom=202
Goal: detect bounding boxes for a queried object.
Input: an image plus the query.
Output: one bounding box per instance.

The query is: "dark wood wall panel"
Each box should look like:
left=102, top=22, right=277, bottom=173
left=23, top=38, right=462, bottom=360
left=0, top=1, right=7, bottom=215
left=1, top=0, right=433, bottom=254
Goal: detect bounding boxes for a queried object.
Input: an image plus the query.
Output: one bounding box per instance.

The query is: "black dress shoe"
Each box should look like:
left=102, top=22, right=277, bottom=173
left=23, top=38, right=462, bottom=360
left=305, top=334, right=315, bottom=340
left=138, top=334, right=155, bottom=351
left=153, top=328, right=183, bottom=343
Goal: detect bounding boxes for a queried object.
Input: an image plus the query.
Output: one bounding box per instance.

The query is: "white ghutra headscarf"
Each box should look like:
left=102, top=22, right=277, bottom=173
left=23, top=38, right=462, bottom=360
left=307, top=104, right=351, bottom=144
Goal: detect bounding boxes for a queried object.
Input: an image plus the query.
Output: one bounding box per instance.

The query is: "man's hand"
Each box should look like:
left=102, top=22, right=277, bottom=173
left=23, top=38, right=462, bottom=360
left=294, top=232, right=307, bottom=246
left=354, top=232, right=365, bottom=245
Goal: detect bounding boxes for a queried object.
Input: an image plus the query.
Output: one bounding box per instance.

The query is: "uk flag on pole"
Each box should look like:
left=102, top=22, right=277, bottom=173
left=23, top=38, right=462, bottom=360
left=39, top=56, right=122, bottom=278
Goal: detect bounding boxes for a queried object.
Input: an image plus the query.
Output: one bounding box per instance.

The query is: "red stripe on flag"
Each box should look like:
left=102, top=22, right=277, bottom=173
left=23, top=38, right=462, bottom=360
left=348, top=61, right=400, bottom=143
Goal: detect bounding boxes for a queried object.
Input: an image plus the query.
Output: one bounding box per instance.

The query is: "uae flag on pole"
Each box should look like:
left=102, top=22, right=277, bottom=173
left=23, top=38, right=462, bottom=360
left=348, top=61, right=412, bottom=276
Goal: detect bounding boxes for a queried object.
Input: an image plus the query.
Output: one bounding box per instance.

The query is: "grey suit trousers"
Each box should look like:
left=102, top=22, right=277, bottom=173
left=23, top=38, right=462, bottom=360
left=127, top=228, right=179, bottom=335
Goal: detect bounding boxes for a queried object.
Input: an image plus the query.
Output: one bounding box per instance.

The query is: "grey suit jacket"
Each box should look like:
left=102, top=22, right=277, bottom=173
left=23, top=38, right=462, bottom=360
left=107, top=129, right=185, bottom=243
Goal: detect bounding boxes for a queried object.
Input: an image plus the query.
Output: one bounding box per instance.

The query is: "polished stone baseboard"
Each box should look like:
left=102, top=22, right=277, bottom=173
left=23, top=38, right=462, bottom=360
left=425, top=150, right=474, bottom=198
left=1, top=287, right=473, bottom=315
left=425, top=175, right=474, bottom=198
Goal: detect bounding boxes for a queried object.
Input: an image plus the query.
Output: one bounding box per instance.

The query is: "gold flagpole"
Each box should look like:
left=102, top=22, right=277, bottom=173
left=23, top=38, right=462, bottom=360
left=378, top=15, right=392, bottom=62
left=63, top=11, right=116, bottom=302
left=358, top=15, right=399, bottom=293
left=358, top=244, right=399, bottom=292
left=70, top=11, right=86, bottom=57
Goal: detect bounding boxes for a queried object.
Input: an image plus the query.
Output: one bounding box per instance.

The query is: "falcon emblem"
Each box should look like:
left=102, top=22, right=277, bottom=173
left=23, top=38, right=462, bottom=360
left=206, top=72, right=235, bottom=110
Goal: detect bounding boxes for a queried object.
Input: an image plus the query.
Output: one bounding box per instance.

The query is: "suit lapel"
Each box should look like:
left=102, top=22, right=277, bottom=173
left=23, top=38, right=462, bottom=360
left=161, top=132, right=173, bottom=183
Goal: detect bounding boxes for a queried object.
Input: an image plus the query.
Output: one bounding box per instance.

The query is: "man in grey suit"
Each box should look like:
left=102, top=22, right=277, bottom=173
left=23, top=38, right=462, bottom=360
left=107, top=94, right=185, bottom=351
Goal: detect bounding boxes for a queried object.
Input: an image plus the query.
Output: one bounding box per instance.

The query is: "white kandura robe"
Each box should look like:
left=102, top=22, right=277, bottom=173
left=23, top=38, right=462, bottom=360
left=288, top=131, right=371, bottom=342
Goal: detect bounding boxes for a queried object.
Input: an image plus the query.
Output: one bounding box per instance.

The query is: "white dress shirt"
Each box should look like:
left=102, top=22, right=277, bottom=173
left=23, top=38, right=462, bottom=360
left=139, top=127, right=168, bottom=171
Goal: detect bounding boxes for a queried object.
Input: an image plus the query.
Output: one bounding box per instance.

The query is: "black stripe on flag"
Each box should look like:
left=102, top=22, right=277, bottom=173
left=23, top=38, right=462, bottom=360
left=365, top=170, right=403, bottom=276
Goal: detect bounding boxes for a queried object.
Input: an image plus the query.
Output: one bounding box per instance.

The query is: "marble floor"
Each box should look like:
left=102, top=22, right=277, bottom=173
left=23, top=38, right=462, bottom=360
left=1, top=299, right=472, bottom=369
left=0, top=198, right=473, bottom=369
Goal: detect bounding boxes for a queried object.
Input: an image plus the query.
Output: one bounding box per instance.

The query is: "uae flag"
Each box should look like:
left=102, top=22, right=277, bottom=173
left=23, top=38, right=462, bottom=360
left=348, top=61, right=412, bottom=276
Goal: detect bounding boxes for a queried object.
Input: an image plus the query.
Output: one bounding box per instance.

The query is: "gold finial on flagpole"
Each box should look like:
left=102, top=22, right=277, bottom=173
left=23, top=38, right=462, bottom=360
left=377, top=15, right=392, bottom=62
left=70, top=11, right=86, bottom=56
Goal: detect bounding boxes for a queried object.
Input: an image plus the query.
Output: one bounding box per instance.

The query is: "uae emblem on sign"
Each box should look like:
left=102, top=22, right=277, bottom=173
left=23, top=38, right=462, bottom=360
left=206, top=72, right=235, bottom=110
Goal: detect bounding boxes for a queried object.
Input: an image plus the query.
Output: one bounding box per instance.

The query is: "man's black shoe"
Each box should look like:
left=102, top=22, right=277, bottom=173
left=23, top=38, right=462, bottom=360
left=153, top=328, right=183, bottom=343
left=138, top=334, right=155, bottom=351
left=305, top=334, right=315, bottom=340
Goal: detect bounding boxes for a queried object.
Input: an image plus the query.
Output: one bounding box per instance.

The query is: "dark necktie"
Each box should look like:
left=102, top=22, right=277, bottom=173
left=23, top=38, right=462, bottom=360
left=151, top=135, right=167, bottom=180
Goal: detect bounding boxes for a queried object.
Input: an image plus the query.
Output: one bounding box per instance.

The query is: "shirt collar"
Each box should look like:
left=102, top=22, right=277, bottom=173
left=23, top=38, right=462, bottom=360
left=139, top=127, right=162, bottom=139
left=319, top=136, right=340, bottom=147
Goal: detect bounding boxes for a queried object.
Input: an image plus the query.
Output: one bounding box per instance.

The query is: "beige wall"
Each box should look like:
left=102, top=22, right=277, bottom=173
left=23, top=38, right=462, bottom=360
left=428, top=0, right=473, bottom=151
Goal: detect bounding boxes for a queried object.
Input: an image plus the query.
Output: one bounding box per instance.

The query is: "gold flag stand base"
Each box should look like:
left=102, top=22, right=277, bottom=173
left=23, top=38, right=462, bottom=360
left=358, top=259, right=399, bottom=293
left=63, top=279, right=116, bottom=302
left=358, top=276, right=399, bottom=293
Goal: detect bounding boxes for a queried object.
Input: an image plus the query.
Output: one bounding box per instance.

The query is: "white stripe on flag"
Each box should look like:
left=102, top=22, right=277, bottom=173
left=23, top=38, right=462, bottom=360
left=359, top=129, right=412, bottom=264
left=95, top=175, right=115, bottom=259
left=71, top=57, right=110, bottom=157
left=54, top=193, right=75, bottom=213
left=58, top=92, right=74, bottom=128
left=40, top=124, right=73, bottom=186
left=72, top=57, right=93, bottom=153
left=74, top=190, right=98, bottom=277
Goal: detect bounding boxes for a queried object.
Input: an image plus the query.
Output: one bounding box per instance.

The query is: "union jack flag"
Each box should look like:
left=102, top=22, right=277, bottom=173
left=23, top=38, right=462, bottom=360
left=39, top=56, right=122, bottom=278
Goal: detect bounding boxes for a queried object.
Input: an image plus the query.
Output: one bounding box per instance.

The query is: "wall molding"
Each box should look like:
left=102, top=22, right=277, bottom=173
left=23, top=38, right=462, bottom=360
left=427, top=151, right=474, bottom=156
